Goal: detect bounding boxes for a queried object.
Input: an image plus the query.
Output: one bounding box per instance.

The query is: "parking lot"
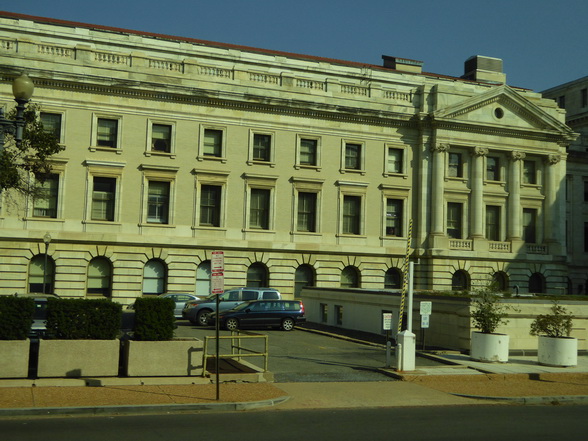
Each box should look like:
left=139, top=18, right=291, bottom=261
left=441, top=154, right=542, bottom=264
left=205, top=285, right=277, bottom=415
left=174, top=320, right=395, bottom=382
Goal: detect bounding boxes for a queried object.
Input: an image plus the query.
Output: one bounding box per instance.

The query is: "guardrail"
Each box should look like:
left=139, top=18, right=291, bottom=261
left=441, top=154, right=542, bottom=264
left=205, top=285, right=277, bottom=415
left=202, top=331, right=269, bottom=372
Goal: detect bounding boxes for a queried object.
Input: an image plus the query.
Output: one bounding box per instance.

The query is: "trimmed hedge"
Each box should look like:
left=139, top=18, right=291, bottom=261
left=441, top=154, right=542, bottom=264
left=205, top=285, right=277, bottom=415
left=45, top=298, right=122, bottom=340
left=133, top=297, right=175, bottom=341
left=0, top=296, right=35, bottom=340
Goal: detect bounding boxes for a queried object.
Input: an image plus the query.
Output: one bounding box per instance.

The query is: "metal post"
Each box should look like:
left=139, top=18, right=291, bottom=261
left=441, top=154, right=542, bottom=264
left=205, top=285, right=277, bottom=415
left=42, top=232, right=51, bottom=294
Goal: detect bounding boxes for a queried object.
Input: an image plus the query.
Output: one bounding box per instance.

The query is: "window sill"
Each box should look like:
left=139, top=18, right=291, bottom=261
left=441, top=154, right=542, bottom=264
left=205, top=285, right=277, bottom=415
left=145, top=151, right=177, bottom=159
left=24, top=217, right=65, bottom=223
left=139, top=223, right=176, bottom=228
left=247, top=160, right=276, bottom=167
left=197, top=155, right=227, bottom=164
left=83, top=220, right=122, bottom=225
left=336, top=233, right=367, bottom=239
left=291, top=231, right=322, bottom=236
left=192, top=225, right=227, bottom=232
left=242, top=228, right=276, bottom=234
left=383, top=172, right=408, bottom=179
left=339, top=169, right=366, bottom=176
left=294, top=165, right=322, bottom=171
left=89, top=146, right=123, bottom=155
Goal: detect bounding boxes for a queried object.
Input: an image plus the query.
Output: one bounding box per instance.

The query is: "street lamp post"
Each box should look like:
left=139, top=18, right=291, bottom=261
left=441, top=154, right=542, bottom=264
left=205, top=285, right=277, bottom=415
left=0, top=72, right=35, bottom=151
left=42, top=232, right=52, bottom=294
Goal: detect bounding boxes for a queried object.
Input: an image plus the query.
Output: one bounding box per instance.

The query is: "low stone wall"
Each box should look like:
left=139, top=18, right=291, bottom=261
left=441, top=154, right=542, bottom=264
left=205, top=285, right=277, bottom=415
left=301, top=288, right=588, bottom=352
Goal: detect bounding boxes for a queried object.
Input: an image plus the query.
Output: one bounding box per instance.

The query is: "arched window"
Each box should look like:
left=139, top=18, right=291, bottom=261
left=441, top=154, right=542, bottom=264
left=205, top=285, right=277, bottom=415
left=384, top=268, right=402, bottom=289
left=196, top=260, right=211, bottom=297
left=143, top=259, right=167, bottom=295
left=87, top=257, right=112, bottom=297
left=492, top=271, right=509, bottom=292
left=247, top=263, right=268, bottom=287
left=28, top=254, right=55, bottom=294
left=294, top=264, right=315, bottom=298
left=341, top=266, right=360, bottom=288
left=529, top=272, right=546, bottom=294
left=452, top=270, right=470, bottom=291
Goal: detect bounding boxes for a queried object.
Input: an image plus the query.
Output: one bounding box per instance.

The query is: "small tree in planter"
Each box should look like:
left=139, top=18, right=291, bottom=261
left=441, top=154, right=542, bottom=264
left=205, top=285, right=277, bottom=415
left=125, top=296, right=204, bottom=377
left=0, top=296, right=35, bottom=378
left=530, top=302, right=576, bottom=367
left=470, top=291, right=511, bottom=362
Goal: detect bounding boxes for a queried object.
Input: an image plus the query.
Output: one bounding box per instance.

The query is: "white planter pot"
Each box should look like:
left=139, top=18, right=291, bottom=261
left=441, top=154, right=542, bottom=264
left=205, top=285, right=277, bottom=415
left=470, top=332, right=509, bottom=363
left=537, top=336, right=577, bottom=367
left=0, top=340, right=30, bottom=378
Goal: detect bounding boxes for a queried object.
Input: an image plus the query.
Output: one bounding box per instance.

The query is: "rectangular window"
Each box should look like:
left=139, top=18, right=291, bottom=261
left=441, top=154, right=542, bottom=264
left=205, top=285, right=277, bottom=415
left=91, top=177, right=116, bottom=221
left=320, top=303, right=328, bottom=323
left=486, top=156, right=500, bottom=181
left=447, top=202, right=463, bottom=239
left=203, top=129, right=223, bottom=157
left=97, top=118, right=118, bottom=148
left=297, top=192, right=317, bottom=232
left=33, top=174, right=59, bottom=218
left=523, top=208, right=537, bottom=243
left=335, top=305, right=343, bottom=325
left=485, top=205, right=500, bottom=241
left=584, top=222, right=588, bottom=252
left=584, top=179, right=588, bottom=202
left=448, top=152, right=463, bottom=178
left=300, top=138, right=317, bottom=166
left=200, top=185, right=221, bottom=227
left=385, top=199, right=403, bottom=237
left=557, top=95, right=566, bottom=109
left=582, top=89, right=588, bottom=108
left=387, top=148, right=403, bottom=174
left=345, top=143, right=361, bottom=170
left=343, top=195, right=361, bottom=235
left=147, top=181, right=170, bottom=224
left=250, top=188, right=270, bottom=229
left=253, top=134, right=271, bottom=161
left=40, top=113, right=62, bottom=142
left=151, top=124, right=172, bottom=153
left=523, top=160, right=537, bottom=184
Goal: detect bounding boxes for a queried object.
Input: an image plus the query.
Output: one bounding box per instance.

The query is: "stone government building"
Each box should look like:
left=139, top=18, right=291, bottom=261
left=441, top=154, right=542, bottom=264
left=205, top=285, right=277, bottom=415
left=0, top=11, right=578, bottom=303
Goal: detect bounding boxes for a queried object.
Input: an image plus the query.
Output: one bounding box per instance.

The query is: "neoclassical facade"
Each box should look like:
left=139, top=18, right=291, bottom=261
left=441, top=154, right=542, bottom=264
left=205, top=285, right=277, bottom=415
left=0, top=11, right=576, bottom=303
left=543, top=77, right=588, bottom=294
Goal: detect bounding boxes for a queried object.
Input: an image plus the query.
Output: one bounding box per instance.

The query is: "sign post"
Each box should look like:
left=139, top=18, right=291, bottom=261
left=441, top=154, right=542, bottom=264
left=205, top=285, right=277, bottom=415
left=382, top=312, right=394, bottom=367
left=419, top=301, right=432, bottom=351
left=211, top=251, right=224, bottom=400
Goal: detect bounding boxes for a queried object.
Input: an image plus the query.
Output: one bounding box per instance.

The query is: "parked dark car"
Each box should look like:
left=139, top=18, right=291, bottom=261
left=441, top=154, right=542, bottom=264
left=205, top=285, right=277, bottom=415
left=15, top=293, right=60, bottom=338
left=209, top=299, right=305, bottom=331
left=183, top=287, right=281, bottom=325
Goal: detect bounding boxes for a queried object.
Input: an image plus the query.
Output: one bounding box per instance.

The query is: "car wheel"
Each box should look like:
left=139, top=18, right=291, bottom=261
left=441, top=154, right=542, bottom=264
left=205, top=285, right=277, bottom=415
left=281, top=318, right=295, bottom=331
left=225, top=318, right=239, bottom=331
left=197, top=310, right=211, bottom=326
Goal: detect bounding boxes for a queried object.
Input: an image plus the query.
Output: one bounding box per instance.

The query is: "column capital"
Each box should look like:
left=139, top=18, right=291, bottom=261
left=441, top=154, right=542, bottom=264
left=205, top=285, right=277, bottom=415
left=474, top=146, right=489, bottom=157
left=510, top=151, right=526, bottom=161
left=432, top=143, right=450, bottom=153
left=545, top=154, right=562, bottom=165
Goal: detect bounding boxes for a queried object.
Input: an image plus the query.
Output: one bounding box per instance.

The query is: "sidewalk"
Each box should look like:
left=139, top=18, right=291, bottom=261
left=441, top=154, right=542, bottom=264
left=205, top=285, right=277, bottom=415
left=1, top=353, right=587, bottom=417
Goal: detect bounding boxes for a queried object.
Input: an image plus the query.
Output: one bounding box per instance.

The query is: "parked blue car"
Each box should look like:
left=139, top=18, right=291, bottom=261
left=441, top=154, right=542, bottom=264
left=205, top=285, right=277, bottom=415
left=209, top=299, right=305, bottom=331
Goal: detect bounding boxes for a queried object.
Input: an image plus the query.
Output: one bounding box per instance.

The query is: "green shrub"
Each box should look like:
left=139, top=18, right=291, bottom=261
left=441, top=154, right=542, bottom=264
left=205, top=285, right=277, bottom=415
left=530, top=302, right=573, bottom=338
left=45, top=298, right=122, bottom=339
left=133, top=297, right=175, bottom=341
left=0, top=296, right=35, bottom=340
left=471, top=291, right=510, bottom=334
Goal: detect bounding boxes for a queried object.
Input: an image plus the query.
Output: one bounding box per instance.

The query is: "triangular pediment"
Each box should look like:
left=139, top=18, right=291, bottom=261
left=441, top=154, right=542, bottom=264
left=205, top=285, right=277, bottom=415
left=432, top=85, right=575, bottom=140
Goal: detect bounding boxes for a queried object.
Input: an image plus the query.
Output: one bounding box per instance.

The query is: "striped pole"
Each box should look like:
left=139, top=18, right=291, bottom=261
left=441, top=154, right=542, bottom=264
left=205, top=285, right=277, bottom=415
left=397, top=219, right=413, bottom=335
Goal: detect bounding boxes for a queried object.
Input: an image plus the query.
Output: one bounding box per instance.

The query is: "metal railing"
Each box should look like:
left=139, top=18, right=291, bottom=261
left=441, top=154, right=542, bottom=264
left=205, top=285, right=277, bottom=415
left=202, top=331, right=269, bottom=372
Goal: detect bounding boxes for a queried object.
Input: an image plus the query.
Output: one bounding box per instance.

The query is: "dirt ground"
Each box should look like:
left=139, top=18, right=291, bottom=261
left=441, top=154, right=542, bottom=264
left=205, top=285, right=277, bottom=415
left=402, top=373, right=588, bottom=397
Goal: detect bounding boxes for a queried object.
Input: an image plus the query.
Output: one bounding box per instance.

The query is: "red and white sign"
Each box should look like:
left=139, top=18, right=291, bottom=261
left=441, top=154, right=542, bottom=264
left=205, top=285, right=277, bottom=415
left=211, top=251, right=224, bottom=295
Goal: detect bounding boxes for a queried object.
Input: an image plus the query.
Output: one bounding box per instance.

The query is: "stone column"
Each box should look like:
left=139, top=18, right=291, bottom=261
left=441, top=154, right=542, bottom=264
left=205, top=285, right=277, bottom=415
left=543, top=154, right=561, bottom=243
left=508, top=151, right=525, bottom=240
left=471, top=147, right=488, bottom=237
left=431, top=144, right=449, bottom=235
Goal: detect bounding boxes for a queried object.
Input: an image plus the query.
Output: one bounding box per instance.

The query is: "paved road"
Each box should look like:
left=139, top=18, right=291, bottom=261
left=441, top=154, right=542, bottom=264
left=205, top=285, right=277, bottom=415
left=174, top=320, right=397, bottom=382
left=3, top=405, right=587, bottom=441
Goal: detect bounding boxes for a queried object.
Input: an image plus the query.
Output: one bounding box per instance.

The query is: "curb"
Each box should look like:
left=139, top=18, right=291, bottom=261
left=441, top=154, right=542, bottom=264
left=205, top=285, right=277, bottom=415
left=0, top=395, right=291, bottom=418
left=451, top=393, right=588, bottom=405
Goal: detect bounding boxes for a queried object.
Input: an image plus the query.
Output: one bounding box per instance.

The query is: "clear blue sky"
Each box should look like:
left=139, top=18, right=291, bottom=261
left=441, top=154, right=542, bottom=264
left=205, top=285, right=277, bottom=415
left=3, top=1, right=587, bottom=92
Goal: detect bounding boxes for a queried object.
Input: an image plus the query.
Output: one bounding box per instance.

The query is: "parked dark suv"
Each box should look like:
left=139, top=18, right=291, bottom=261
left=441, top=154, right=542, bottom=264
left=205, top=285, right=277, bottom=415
left=209, top=299, right=305, bottom=331
left=182, top=287, right=281, bottom=326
